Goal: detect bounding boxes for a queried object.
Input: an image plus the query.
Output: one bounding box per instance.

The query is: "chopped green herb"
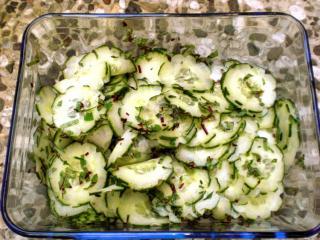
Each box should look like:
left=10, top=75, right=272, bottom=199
left=84, top=112, right=94, bottom=121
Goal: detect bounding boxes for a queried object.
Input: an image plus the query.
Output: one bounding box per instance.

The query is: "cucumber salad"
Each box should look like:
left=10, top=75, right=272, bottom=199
left=32, top=44, right=300, bottom=225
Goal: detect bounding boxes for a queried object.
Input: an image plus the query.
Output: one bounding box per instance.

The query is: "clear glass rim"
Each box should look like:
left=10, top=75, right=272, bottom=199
left=1, top=12, right=319, bottom=239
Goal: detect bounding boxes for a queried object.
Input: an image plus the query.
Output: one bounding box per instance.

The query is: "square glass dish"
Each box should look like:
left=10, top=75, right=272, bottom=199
left=1, top=13, right=320, bottom=239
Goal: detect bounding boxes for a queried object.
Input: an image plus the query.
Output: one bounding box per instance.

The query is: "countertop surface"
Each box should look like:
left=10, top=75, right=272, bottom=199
left=1, top=0, right=320, bottom=239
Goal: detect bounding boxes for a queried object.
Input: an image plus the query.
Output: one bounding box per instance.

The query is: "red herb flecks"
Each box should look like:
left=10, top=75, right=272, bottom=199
left=120, top=118, right=127, bottom=123
left=170, top=183, right=176, bottom=193
left=179, top=183, right=185, bottom=189
left=126, top=112, right=129, bottom=116
left=160, top=116, right=164, bottom=123
left=85, top=152, right=89, bottom=156
left=137, top=65, right=142, bottom=73
left=189, top=162, right=196, bottom=168
left=201, top=122, right=208, bottom=135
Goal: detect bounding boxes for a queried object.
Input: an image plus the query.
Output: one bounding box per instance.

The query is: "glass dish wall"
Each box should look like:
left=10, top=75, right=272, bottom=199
left=1, top=13, right=320, bottom=238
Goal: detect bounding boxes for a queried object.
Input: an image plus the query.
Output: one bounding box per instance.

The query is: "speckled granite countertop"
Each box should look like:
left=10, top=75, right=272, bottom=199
left=1, top=0, right=320, bottom=239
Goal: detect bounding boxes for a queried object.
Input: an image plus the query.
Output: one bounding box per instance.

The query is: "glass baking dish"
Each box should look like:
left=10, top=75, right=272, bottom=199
left=1, top=12, right=320, bottom=239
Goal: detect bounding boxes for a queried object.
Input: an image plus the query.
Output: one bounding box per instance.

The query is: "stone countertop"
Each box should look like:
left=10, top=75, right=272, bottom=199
left=1, top=0, right=320, bottom=239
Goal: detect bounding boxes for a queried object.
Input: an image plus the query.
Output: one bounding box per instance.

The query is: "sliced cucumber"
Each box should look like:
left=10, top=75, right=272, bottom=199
left=223, top=177, right=245, bottom=201
left=36, top=86, right=57, bottom=125
left=159, top=54, right=213, bottom=91
left=53, top=129, right=73, bottom=150
left=33, top=126, right=55, bottom=168
left=187, top=114, right=220, bottom=146
left=222, top=63, right=276, bottom=112
left=56, top=52, right=110, bottom=93
left=48, top=189, right=91, bottom=217
left=149, top=115, right=196, bottom=147
left=283, top=116, right=300, bottom=168
left=107, top=101, right=125, bottom=137
left=170, top=161, right=209, bottom=206
left=111, top=156, right=173, bottom=190
left=63, top=55, right=84, bottom=79
left=202, top=114, right=245, bottom=148
left=275, top=99, right=300, bottom=168
left=163, top=87, right=205, bottom=117
left=233, top=185, right=283, bottom=220
left=108, top=129, right=138, bottom=166
left=175, top=144, right=228, bottom=167
left=118, top=189, right=169, bottom=226
left=236, top=137, right=284, bottom=192
left=212, top=196, right=232, bottom=220
left=85, top=124, right=113, bottom=150
left=105, top=190, right=122, bottom=218
left=94, top=46, right=135, bottom=76
left=113, top=136, right=153, bottom=167
left=156, top=182, right=173, bottom=199
left=256, top=107, right=275, bottom=129
left=136, top=94, right=174, bottom=131
left=194, top=191, right=220, bottom=216
left=103, top=75, right=129, bottom=98
left=52, top=86, right=104, bottom=137
left=135, top=51, right=169, bottom=84
left=49, top=143, right=107, bottom=207
left=120, top=85, right=162, bottom=130
left=193, top=83, right=233, bottom=113
left=151, top=198, right=181, bottom=223
left=214, top=160, right=234, bottom=192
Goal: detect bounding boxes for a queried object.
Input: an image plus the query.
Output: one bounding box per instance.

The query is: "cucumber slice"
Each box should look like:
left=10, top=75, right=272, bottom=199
left=170, top=161, right=209, bottom=206
left=108, top=129, right=138, bottom=166
left=85, top=124, right=113, bottom=150
left=63, top=55, right=84, bottom=79
left=135, top=51, right=169, bottom=84
left=256, top=107, right=275, bottom=129
left=49, top=143, right=107, bottom=207
left=105, top=190, right=121, bottom=218
left=57, top=53, right=110, bottom=93
left=94, top=46, right=135, bottom=76
left=202, top=114, right=245, bottom=148
left=159, top=54, right=213, bottom=91
left=136, top=94, right=175, bottom=131
left=223, top=177, right=245, bottom=201
left=103, top=75, right=129, bottom=98
left=164, top=87, right=205, bottom=117
left=214, top=160, right=234, bottom=192
left=52, top=86, right=104, bottom=137
left=179, top=204, right=198, bottom=220
left=118, top=189, right=169, bottom=226
left=175, top=144, right=229, bottom=167
left=120, top=85, right=162, bottom=130
left=233, top=185, right=283, bottom=220
left=48, top=189, right=91, bottom=217
left=111, top=156, right=173, bottom=190
left=53, top=129, right=73, bottom=150
left=113, top=136, right=153, bottom=167
left=212, top=196, right=232, bottom=220
left=151, top=198, right=181, bottom=223
left=156, top=182, right=173, bottom=199
left=187, top=114, right=220, bottom=146
left=193, top=83, right=234, bottom=113
left=36, top=86, right=57, bottom=125
left=222, top=63, right=276, bottom=112
left=275, top=99, right=300, bottom=168
left=228, top=117, right=258, bottom=162
left=149, top=115, right=196, bottom=147
left=107, top=101, right=125, bottom=137
left=194, top=191, right=220, bottom=216
left=283, top=116, right=300, bottom=168
left=33, top=126, right=55, bottom=169
left=236, top=137, right=284, bottom=192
